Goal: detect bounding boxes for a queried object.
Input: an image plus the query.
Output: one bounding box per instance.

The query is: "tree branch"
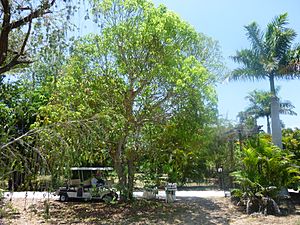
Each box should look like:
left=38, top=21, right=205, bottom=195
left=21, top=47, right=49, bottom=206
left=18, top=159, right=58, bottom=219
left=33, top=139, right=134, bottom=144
left=0, top=128, right=39, bottom=150
left=0, top=0, right=57, bottom=75
left=20, top=17, right=32, bottom=54
left=0, top=16, right=34, bottom=74
left=0, top=0, right=11, bottom=65
left=0, top=58, right=33, bottom=74
left=10, top=0, right=56, bottom=29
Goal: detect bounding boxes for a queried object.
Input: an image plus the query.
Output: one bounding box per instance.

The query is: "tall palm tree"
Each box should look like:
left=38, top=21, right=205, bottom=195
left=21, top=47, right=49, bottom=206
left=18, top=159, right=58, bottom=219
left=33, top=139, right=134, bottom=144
left=244, top=89, right=297, bottom=134
left=230, top=13, right=300, bottom=148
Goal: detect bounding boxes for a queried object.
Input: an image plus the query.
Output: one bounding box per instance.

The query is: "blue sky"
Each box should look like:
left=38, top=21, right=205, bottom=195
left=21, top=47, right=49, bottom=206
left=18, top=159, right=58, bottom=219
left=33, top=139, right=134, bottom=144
left=151, top=0, right=300, bottom=129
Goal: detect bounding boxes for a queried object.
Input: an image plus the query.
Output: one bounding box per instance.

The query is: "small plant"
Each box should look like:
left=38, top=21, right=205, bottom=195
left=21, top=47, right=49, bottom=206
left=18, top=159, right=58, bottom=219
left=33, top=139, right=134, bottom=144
left=0, top=200, right=19, bottom=219
left=0, top=207, right=7, bottom=218
left=0, top=188, right=3, bottom=200
left=0, top=192, right=7, bottom=219
left=28, top=204, right=38, bottom=214
left=43, top=200, right=50, bottom=219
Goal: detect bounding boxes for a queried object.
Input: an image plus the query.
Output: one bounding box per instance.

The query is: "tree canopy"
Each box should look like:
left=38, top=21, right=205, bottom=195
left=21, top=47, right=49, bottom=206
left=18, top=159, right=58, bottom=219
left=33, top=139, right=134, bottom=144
left=3, top=0, right=300, bottom=210
left=31, top=0, right=223, bottom=200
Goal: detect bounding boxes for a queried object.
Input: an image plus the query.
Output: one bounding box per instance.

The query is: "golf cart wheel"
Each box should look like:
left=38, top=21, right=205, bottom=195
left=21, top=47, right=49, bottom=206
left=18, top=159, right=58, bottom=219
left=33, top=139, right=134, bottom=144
left=102, top=194, right=113, bottom=203
left=59, top=194, right=68, bottom=202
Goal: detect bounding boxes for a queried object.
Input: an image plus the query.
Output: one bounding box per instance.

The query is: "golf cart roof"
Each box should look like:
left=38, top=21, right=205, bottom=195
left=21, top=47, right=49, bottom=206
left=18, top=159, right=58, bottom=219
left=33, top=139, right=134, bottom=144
left=70, top=167, right=113, bottom=171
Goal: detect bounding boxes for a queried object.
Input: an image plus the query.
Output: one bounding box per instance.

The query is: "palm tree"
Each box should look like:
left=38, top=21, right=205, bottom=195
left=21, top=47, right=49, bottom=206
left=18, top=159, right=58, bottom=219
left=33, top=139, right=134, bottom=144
left=244, top=89, right=297, bottom=134
left=230, top=13, right=300, bottom=148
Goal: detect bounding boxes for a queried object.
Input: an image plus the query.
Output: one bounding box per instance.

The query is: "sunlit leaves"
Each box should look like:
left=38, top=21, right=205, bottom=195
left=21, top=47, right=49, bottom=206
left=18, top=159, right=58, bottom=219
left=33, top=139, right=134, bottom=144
left=231, top=135, right=300, bottom=204
left=27, top=0, right=223, bottom=199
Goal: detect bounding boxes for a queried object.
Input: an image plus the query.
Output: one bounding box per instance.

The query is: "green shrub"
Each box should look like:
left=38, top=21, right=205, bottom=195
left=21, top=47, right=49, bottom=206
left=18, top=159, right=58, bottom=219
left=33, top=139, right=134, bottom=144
left=231, top=135, right=300, bottom=214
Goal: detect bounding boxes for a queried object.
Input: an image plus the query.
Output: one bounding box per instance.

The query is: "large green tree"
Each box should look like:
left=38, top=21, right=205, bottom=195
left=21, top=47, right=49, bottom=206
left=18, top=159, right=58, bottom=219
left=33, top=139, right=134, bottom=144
left=36, top=0, right=223, bottom=201
left=230, top=13, right=300, bottom=148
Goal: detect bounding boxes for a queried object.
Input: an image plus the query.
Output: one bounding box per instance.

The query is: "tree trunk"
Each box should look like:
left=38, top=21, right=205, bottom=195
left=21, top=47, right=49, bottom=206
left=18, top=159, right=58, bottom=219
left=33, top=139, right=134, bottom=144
left=269, top=75, right=276, bottom=95
left=127, top=159, right=135, bottom=200
left=12, top=171, right=23, bottom=191
left=114, top=136, right=128, bottom=202
left=269, top=75, right=282, bottom=148
left=115, top=159, right=136, bottom=201
left=115, top=158, right=127, bottom=201
left=0, top=0, right=11, bottom=66
left=114, top=133, right=138, bottom=202
left=266, top=115, right=271, bottom=134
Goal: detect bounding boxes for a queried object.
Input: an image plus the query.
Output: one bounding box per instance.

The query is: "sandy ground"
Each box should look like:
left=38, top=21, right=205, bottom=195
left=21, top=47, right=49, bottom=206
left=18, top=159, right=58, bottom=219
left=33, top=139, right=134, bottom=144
left=1, top=191, right=300, bottom=225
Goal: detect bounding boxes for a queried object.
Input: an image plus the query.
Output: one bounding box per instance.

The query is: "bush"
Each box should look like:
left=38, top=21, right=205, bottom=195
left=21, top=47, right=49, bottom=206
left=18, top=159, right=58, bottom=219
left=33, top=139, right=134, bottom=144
left=231, top=135, right=300, bottom=215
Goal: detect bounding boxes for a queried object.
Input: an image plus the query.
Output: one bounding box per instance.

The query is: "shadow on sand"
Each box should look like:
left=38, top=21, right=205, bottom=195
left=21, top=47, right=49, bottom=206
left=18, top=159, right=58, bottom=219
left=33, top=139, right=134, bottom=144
left=46, top=196, right=231, bottom=225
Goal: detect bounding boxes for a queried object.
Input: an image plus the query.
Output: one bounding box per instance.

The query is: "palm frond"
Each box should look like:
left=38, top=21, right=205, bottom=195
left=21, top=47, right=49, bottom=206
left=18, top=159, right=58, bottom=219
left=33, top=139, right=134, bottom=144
left=230, top=49, right=266, bottom=79
left=244, top=90, right=271, bottom=119
left=275, top=29, right=296, bottom=58
left=279, top=44, right=300, bottom=75
left=274, top=73, right=300, bottom=80
left=231, top=49, right=258, bottom=65
left=272, top=13, right=289, bottom=29
left=231, top=13, right=299, bottom=84
left=244, top=22, right=265, bottom=55
left=265, top=13, right=296, bottom=60
left=230, top=67, right=266, bottom=82
left=243, top=89, right=296, bottom=120
left=279, top=100, right=297, bottom=115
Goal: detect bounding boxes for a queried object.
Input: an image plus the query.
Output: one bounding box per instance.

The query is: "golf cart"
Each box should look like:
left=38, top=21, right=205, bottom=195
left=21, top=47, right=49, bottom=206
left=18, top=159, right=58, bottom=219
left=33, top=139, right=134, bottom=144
left=55, top=167, right=118, bottom=203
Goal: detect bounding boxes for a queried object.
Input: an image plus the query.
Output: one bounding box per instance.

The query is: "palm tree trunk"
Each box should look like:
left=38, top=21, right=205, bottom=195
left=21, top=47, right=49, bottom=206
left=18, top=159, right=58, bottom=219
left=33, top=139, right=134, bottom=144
left=266, top=115, right=271, bottom=134
left=269, top=75, right=276, bottom=95
left=269, top=75, right=282, bottom=148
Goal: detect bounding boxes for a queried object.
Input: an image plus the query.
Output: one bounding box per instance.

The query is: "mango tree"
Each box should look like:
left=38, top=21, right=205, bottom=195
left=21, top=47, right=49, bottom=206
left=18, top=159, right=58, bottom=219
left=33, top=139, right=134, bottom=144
left=37, top=0, right=223, bottom=201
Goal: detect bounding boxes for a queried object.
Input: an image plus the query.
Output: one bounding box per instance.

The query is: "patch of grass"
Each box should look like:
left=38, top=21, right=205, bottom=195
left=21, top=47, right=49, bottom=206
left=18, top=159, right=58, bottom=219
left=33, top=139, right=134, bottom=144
left=0, top=206, right=7, bottom=218
left=0, top=200, right=20, bottom=220
left=28, top=204, right=38, bottom=214
left=43, top=200, right=50, bottom=220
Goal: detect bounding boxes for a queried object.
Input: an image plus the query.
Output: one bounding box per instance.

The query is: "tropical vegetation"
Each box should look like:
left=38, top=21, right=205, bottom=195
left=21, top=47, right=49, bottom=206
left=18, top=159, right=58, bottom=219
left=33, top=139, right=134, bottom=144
left=243, top=89, right=296, bottom=134
left=230, top=13, right=300, bottom=148
left=231, top=133, right=300, bottom=214
left=1, top=0, right=224, bottom=201
left=1, top=0, right=300, bottom=219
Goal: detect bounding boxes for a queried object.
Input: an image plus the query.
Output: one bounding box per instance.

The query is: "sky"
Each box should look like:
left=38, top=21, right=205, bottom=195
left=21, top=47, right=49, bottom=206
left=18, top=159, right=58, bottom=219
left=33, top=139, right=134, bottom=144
left=150, top=0, right=300, bottom=130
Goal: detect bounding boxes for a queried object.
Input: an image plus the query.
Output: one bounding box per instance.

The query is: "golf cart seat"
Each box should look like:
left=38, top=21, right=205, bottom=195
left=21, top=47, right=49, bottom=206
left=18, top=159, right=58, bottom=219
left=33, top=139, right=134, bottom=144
left=69, top=179, right=81, bottom=187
